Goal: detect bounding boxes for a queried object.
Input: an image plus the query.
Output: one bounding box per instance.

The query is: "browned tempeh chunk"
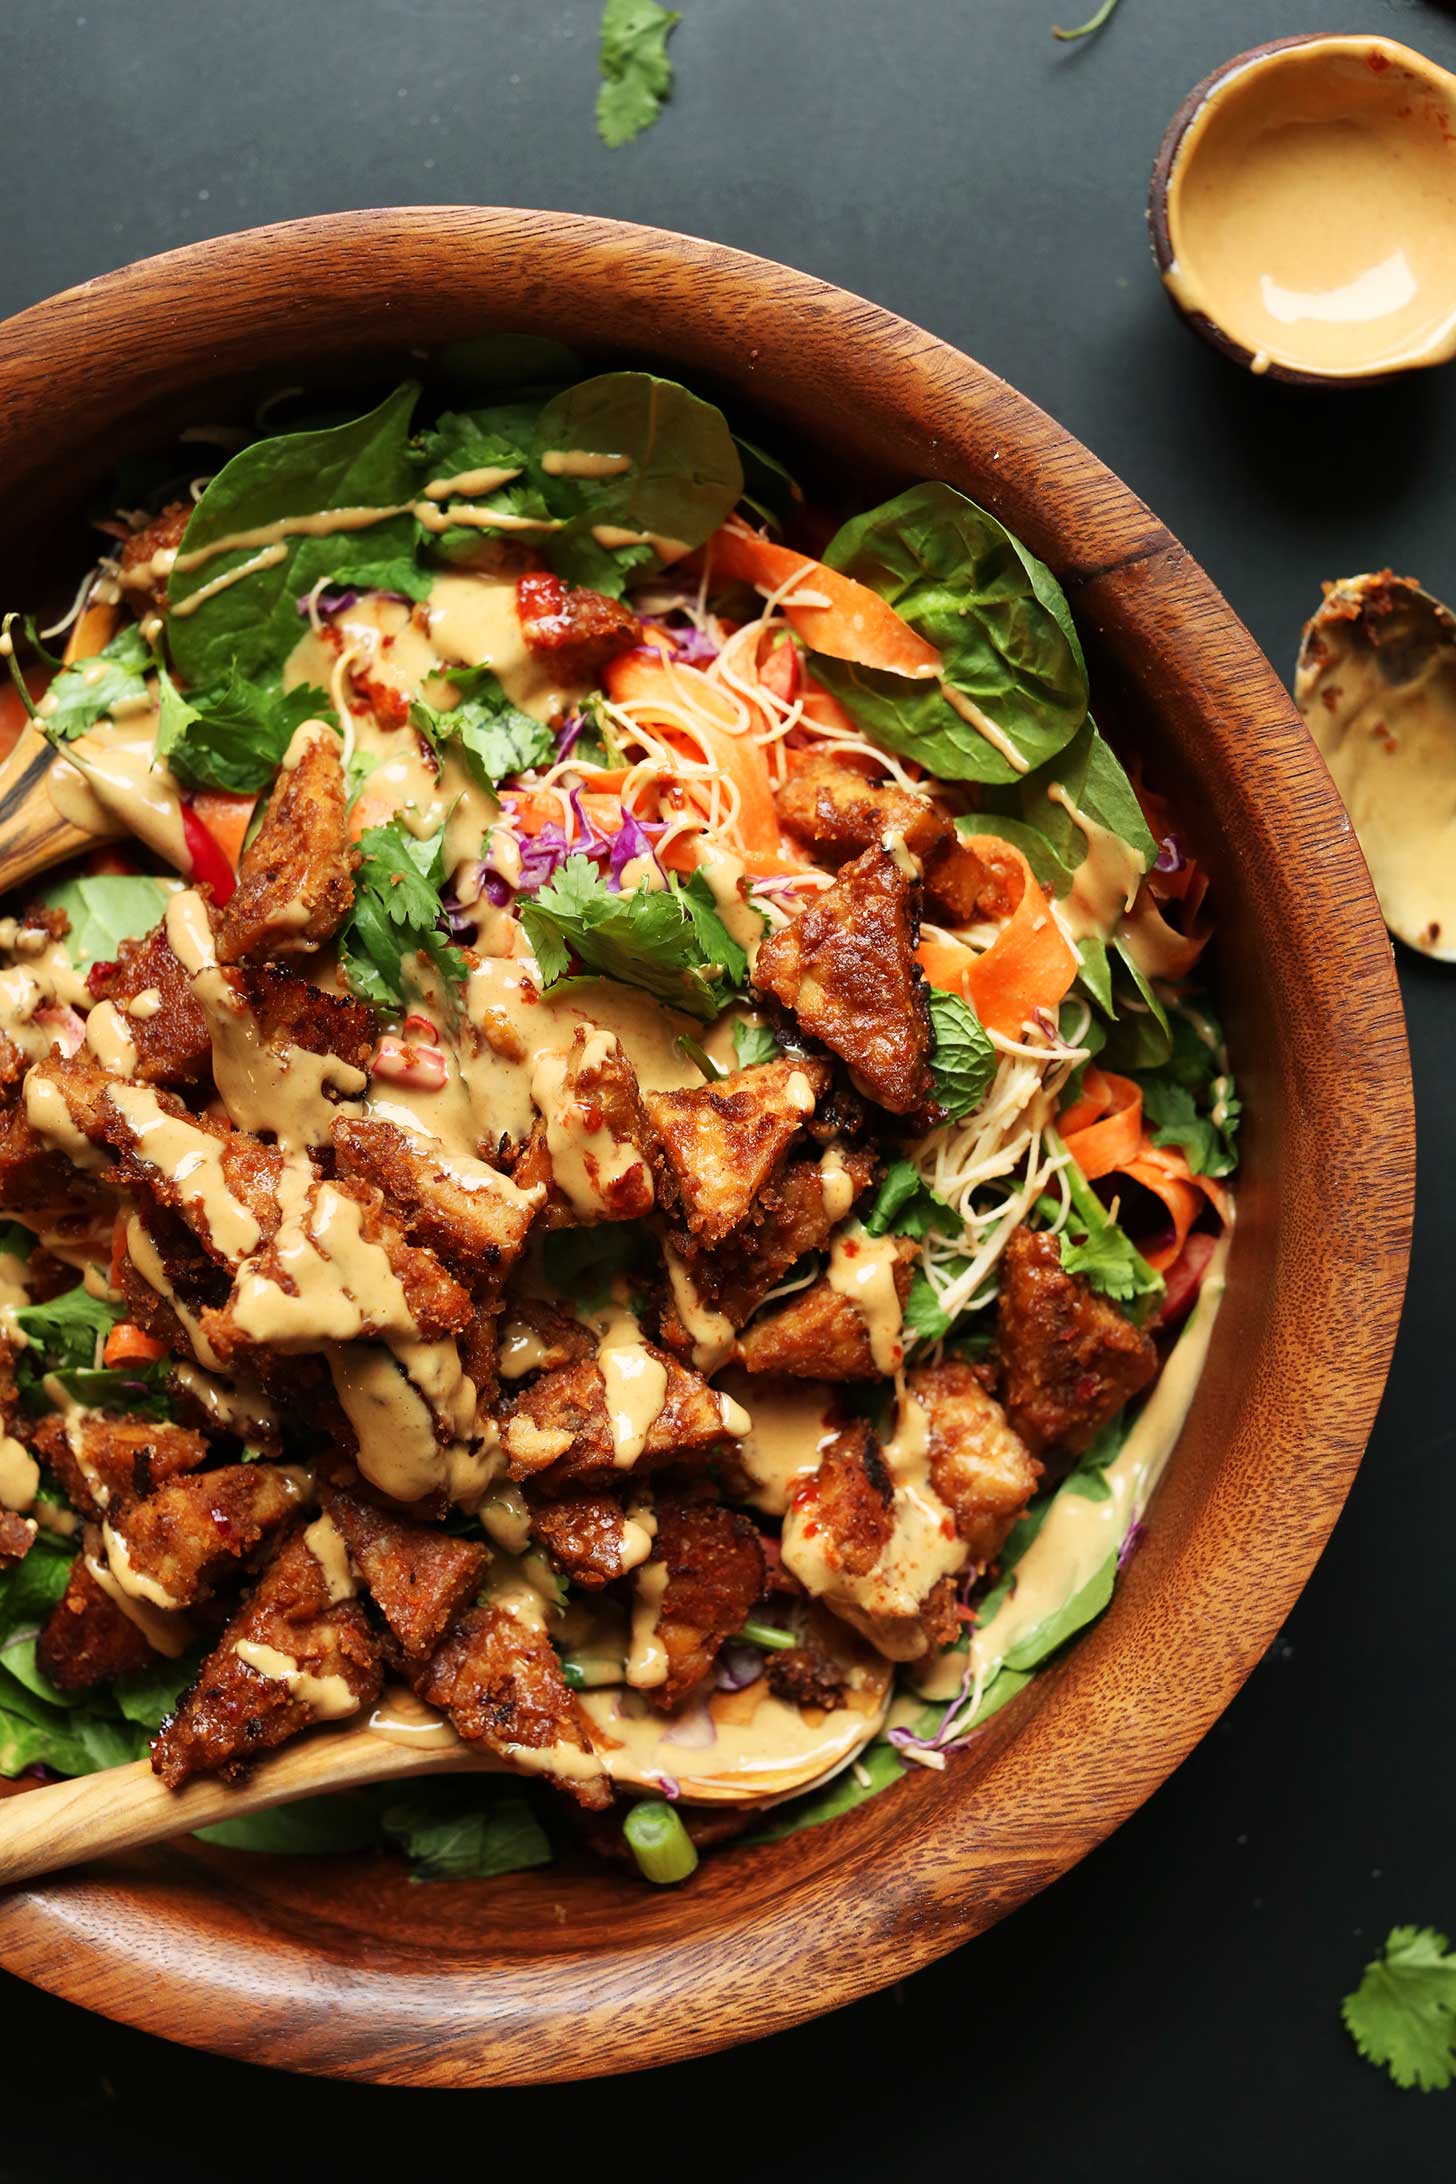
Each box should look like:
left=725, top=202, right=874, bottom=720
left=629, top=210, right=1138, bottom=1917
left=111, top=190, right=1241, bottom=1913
left=735, top=1237, right=915, bottom=1380
left=646, top=1058, right=829, bottom=1247
left=0, top=1509, right=35, bottom=1568
left=117, top=501, right=191, bottom=620
left=150, top=1528, right=382, bottom=1786
left=911, top=1358, right=1040, bottom=1567
left=997, top=1226, right=1157, bottom=1461
left=86, top=922, right=211, bottom=1088
left=332, top=1116, right=543, bottom=1298
left=511, top=1027, right=659, bottom=1226
left=31, top=1412, right=210, bottom=1523
left=501, top=1345, right=740, bottom=1489
left=412, top=1601, right=610, bottom=1809
left=0, top=1095, right=108, bottom=1229
left=798, top=1421, right=895, bottom=1577
left=773, top=754, right=1007, bottom=927
left=103, top=1462, right=305, bottom=1608
left=38, top=1554, right=157, bottom=1691
left=235, top=961, right=376, bottom=1069
left=642, top=1494, right=765, bottom=1712
left=116, top=1203, right=230, bottom=1359
left=528, top=1487, right=634, bottom=1589
left=94, top=1083, right=287, bottom=1267
left=495, top=1297, right=596, bottom=1382
left=215, top=729, right=356, bottom=963
left=753, top=843, right=934, bottom=1115
left=765, top=1642, right=846, bottom=1711
left=324, top=1484, right=487, bottom=1658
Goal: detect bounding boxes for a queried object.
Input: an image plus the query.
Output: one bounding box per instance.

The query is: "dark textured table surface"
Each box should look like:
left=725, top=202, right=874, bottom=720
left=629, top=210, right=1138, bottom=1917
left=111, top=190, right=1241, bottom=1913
left=2, top=1, right=1452, bottom=2172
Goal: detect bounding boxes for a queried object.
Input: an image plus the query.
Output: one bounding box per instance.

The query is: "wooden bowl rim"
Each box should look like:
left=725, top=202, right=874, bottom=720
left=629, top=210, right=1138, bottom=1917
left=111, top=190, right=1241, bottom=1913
left=1147, top=31, right=1456, bottom=388
left=0, top=206, right=1415, bottom=2085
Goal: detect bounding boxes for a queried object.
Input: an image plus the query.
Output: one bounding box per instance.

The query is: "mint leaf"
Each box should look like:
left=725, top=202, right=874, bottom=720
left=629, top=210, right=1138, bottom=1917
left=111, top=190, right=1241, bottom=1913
left=37, top=623, right=152, bottom=742
left=731, top=1020, right=779, bottom=1069
left=864, top=1159, right=959, bottom=1241
left=596, top=0, right=680, bottom=148
left=157, top=664, right=335, bottom=793
left=339, top=822, right=467, bottom=1011
left=1342, top=1926, right=1456, bottom=2092
left=410, top=671, right=553, bottom=791
left=519, top=855, right=734, bottom=1021
left=381, top=1782, right=553, bottom=1880
left=928, top=990, right=996, bottom=1121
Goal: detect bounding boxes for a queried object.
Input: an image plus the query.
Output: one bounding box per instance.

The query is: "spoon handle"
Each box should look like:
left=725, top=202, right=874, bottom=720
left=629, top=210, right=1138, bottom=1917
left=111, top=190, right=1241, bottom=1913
left=0, top=722, right=114, bottom=896
left=0, top=1720, right=479, bottom=1888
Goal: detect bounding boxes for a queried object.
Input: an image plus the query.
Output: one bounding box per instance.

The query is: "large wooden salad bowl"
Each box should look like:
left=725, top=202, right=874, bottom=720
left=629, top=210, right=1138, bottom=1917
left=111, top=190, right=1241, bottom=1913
left=0, top=209, right=1413, bottom=2085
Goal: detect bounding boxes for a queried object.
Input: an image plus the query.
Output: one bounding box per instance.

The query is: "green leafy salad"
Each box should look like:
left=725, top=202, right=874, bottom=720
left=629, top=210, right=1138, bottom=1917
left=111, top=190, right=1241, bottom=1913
left=0, top=340, right=1234, bottom=1886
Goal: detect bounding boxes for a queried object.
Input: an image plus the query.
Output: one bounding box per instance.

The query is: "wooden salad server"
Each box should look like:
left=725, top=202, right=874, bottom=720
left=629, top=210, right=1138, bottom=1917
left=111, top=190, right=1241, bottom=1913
left=0, top=600, right=128, bottom=896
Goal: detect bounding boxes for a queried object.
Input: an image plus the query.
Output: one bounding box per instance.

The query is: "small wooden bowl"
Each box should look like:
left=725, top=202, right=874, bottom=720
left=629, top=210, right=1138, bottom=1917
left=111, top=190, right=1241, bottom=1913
left=1149, top=33, right=1456, bottom=387
left=0, top=210, right=1414, bottom=2086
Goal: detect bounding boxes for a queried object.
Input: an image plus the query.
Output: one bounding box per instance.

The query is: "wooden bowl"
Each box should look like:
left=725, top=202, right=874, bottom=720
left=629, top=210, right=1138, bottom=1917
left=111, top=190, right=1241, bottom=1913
left=1148, top=33, right=1456, bottom=387
left=0, top=209, right=1413, bottom=2086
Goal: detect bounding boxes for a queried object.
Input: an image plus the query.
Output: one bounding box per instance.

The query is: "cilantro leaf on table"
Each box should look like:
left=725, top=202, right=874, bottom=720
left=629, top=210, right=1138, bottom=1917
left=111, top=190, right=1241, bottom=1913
left=1342, top=1926, right=1456, bottom=2092
left=864, top=1159, right=959, bottom=1242
left=519, top=855, right=739, bottom=1021
left=409, top=670, right=553, bottom=791
left=596, top=0, right=680, bottom=148
left=157, top=663, right=336, bottom=793
left=339, top=822, right=467, bottom=1011
left=32, top=623, right=152, bottom=742
left=928, top=990, right=996, bottom=1121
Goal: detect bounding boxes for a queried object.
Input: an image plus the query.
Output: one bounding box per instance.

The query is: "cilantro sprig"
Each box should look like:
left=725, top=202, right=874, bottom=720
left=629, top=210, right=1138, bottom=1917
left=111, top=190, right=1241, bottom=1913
left=157, top=664, right=336, bottom=793
left=863, top=1159, right=959, bottom=1243
left=519, top=854, right=745, bottom=1021
left=409, top=666, right=553, bottom=791
left=339, top=821, right=468, bottom=1011
left=1343, top=1925, right=1456, bottom=2092
left=11, top=620, right=152, bottom=743
left=1046, top=1132, right=1163, bottom=1317
left=596, top=0, right=680, bottom=148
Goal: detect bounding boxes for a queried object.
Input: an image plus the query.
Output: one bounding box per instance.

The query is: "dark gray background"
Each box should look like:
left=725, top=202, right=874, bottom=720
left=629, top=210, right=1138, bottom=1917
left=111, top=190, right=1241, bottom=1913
left=2, top=0, right=1452, bottom=2172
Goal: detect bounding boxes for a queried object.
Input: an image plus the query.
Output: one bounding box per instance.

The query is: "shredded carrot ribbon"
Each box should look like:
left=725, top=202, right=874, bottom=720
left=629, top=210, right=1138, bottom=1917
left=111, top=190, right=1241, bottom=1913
left=706, top=521, right=943, bottom=681
left=102, top=1322, right=168, bottom=1368
left=917, top=835, right=1078, bottom=1036
left=1108, top=1138, right=1230, bottom=1273
left=603, top=648, right=780, bottom=851
left=1059, top=1067, right=1143, bottom=1179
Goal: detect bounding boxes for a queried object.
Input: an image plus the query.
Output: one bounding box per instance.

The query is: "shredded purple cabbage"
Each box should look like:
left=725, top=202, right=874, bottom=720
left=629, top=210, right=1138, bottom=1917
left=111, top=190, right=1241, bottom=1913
left=1154, top=834, right=1187, bottom=876
left=642, top=616, right=719, bottom=668
left=715, top=1640, right=765, bottom=1693
left=554, top=713, right=585, bottom=760
left=607, top=809, right=661, bottom=892
left=296, top=583, right=411, bottom=620
left=1117, top=1519, right=1145, bottom=1572
left=654, top=1772, right=683, bottom=1801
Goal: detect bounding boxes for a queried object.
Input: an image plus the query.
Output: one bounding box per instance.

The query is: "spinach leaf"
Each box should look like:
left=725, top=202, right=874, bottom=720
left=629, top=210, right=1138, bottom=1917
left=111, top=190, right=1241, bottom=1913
left=0, top=1533, right=75, bottom=1646
left=811, top=483, right=1088, bottom=785
left=47, top=1361, right=174, bottom=1420
left=435, top=333, right=581, bottom=395
left=596, top=0, right=680, bottom=148
left=734, top=434, right=803, bottom=535
left=339, top=821, right=467, bottom=1011
left=746, top=1730, right=915, bottom=1844
left=928, top=990, right=996, bottom=1120
left=409, top=674, right=553, bottom=791
left=533, top=372, right=742, bottom=593
left=114, top=1652, right=203, bottom=1729
left=157, top=664, right=335, bottom=793
left=381, top=1780, right=554, bottom=1880
left=1015, top=717, right=1157, bottom=877
left=168, top=383, right=421, bottom=689
left=36, top=624, right=152, bottom=743
left=313, top=556, right=434, bottom=604
left=863, top=1159, right=959, bottom=1241
left=956, top=813, right=1075, bottom=895
left=39, top=873, right=171, bottom=967
left=519, top=855, right=737, bottom=1021
left=1103, top=939, right=1173, bottom=1069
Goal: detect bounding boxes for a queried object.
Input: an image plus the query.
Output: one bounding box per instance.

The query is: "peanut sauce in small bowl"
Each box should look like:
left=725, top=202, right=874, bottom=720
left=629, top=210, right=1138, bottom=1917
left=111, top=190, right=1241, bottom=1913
left=1149, top=35, right=1456, bottom=385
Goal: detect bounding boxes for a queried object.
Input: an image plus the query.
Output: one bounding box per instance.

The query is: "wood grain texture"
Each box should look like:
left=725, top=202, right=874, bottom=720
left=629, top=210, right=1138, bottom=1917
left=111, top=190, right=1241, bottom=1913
left=0, top=722, right=115, bottom=894
left=0, top=208, right=1414, bottom=2087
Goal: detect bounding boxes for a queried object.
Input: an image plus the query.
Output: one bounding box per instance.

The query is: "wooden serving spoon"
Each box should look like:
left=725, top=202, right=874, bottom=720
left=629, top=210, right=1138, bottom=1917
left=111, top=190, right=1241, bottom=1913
left=0, top=598, right=128, bottom=896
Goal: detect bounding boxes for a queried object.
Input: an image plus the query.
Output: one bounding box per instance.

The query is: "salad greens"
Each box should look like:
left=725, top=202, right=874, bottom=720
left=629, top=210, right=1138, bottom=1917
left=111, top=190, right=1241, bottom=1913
left=927, top=991, right=997, bottom=1120
left=812, top=483, right=1090, bottom=786
left=1048, top=1134, right=1164, bottom=1316
left=156, top=665, right=336, bottom=793
left=596, top=0, right=680, bottom=148
left=38, top=873, right=173, bottom=967
left=31, top=622, right=152, bottom=743
left=339, top=821, right=468, bottom=1011
left=410, top=671, right=554, bottom=790
left=520, top=855, right=745, bottom=1020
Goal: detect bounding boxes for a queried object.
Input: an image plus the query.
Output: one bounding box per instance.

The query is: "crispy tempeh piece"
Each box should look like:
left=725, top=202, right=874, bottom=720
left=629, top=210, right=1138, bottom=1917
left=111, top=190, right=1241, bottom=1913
left=86, top=922, right=211, bottom=1089
left=800, top=1421, right=895, bottom=1577
left=151, top=1528, right=382, bottom=1786
left=510, top=1027, right=659, bottom=1226
left=324, top=1484, right=488, bottom=1659
left=527, top=1487, right=635, bottom=1589
left=0, top=1509, right=35, bottom=1568
left=102, top=1462, right=305, bottom=1609
left=639, top=1494, right=766, bottom=1712
left=753, top=843, right=934, bottom=1115
left=30, top=1412, right=210, bottom=1522
left=412, top=1601, right=611, bottom=1809
left=236, top=961, right=376, bottom=1070
left=501, top=1345, right=742, bottom=1489
left=38, top=1554, right=157, bottom=1691
left=773, top=754, right=1007, bottom=926
left=516, top=569, right=642, bottom=683
left=214, top=729, right=356, bottom=964
left=997, top=1225, right=1157, bottom=1461
left=117, top=502, right=191, bottom=621
left=735, top=1237, right=915, bottom=1379
left=332, top=1117, right=544, bottom=1299
left=766, top=1642, right=847, bottom=1711
left=911, top=1358, right=1040, bottom=1567
left=646, top=1059, right=829, bottom=1248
